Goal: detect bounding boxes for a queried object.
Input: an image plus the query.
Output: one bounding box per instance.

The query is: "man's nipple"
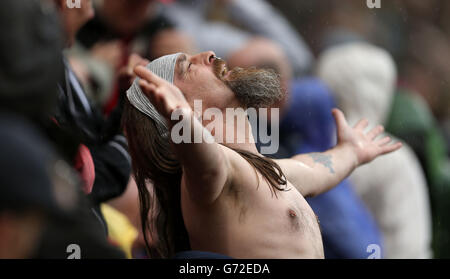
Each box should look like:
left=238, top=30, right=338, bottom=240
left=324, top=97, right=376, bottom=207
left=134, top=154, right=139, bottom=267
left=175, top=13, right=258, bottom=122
left=288, top=209, right=297, bottom=218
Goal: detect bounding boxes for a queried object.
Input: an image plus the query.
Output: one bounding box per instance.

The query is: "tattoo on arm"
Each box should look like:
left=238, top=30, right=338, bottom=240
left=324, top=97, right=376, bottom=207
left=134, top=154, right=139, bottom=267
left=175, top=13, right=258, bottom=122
left=308, top=153, right=335, bottom=174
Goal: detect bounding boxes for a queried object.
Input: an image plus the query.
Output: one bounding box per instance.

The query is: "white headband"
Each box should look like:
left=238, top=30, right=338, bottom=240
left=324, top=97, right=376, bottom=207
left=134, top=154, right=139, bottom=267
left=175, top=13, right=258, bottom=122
left=126, top=53, right=182, bottom=137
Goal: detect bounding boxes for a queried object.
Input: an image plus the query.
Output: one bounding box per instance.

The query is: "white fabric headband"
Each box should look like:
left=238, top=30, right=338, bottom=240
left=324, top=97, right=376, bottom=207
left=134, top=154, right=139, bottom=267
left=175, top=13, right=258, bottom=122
left=126, top=53, right=182, bottom=137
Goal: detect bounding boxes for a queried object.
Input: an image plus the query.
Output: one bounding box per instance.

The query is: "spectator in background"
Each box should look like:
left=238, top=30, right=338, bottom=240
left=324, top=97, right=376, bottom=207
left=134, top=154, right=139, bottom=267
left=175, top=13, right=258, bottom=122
left=318, top=42, right=432, bottom=258
left=0, top=113, right=77, bottom=259
left=51, top=0, right=138, bottom=235
left=268, top=1, right=450, bottom=138
left=72, top=0, right=195, bottom=112
left=386, top=85, right=450, bottom=258
left=0, top=113, right=124, bottom=259
left=397, top=23, right=450, bottom=134
left=398, top=24, right=450, bottom=123
left=0, top=0, right=124, bottom=258
left=0, top=0, right=62, bottom=123
left=387, top=23, right=450, bottom=258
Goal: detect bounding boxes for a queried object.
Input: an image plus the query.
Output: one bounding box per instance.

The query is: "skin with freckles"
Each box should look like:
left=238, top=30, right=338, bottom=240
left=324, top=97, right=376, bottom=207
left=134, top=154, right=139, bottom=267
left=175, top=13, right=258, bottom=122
left=130, top=51, right=402, bottom=258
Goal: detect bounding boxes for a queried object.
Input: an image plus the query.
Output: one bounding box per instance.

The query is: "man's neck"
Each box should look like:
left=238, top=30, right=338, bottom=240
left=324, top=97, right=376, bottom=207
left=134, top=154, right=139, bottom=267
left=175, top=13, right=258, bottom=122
left=205, top=108, right=259, bottom=154
left=222, top=118, right=259, bottom=154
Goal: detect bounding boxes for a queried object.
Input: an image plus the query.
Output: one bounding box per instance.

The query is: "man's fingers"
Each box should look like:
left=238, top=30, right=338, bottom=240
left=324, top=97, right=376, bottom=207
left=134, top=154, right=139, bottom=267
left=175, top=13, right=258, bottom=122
left=367, top=125, right=384, bottom=140
left=376, top=136, right=391, bottom=146
left=380, top=141, right=402, bottom=155
left=134, top=65, right=166, bottom=86
left=138, top=79, right=157, bottom=99
left=332, top=108, right=348, bottom=130
left=354, top=118, right=369, bottom=130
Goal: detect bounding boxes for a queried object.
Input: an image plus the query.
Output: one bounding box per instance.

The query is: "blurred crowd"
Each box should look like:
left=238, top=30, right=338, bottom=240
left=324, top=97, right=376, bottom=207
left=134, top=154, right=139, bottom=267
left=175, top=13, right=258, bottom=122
left=0, top=0, right=449, bottom=259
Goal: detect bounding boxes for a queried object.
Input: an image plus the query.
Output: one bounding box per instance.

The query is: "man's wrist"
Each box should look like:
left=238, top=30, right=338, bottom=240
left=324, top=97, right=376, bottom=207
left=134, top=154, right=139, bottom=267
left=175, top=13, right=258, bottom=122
left=337, top=142, right=359, bottom=170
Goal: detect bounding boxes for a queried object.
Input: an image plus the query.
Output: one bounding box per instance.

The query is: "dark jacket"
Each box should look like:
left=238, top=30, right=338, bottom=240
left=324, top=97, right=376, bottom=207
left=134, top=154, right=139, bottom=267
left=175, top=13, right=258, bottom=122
left=54, top=58, right=130, bottom=209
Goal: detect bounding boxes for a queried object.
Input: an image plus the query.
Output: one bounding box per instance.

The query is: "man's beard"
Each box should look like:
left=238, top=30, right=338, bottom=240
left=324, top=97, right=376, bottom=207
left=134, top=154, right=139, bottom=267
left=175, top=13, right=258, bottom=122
left=213, top=58, right=283, bottom=109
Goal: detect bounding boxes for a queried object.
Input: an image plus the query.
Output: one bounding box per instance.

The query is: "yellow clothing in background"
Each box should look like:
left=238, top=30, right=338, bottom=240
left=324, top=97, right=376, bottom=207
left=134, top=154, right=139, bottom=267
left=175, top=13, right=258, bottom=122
left=101, top=204, right=138, bottom=259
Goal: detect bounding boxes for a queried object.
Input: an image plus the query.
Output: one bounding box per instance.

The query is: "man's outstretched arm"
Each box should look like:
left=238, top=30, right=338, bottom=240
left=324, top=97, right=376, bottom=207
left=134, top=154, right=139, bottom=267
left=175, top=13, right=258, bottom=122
left=276, top=109, right=402, bottom=197
left=135, top=66, right=231, bottom=205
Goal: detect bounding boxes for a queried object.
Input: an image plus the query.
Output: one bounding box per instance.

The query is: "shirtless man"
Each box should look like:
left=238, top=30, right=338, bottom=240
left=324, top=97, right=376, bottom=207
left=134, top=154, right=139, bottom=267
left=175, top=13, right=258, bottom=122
left=122, top=51, right=402, bottom=258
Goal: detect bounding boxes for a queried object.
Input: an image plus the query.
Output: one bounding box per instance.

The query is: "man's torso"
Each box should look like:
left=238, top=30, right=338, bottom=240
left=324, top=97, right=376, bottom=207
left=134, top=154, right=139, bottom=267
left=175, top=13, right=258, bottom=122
left=181, top=146, right=324, bottom=259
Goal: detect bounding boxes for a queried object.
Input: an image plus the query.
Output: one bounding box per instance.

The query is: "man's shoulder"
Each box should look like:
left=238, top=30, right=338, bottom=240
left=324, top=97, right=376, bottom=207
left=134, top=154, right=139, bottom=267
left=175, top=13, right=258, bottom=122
left=218, top=145, right=286, bottom=189
left=218, top=145, right=264, bottom=171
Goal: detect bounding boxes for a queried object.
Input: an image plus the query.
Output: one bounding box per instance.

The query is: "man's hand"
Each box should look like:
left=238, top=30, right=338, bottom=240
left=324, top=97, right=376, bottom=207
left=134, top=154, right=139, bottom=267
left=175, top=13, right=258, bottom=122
left=278, top=108, right=402, bottom=197
left=332, top=108, right=402, bottom=166
left=134, top=65, right=192, bottom=121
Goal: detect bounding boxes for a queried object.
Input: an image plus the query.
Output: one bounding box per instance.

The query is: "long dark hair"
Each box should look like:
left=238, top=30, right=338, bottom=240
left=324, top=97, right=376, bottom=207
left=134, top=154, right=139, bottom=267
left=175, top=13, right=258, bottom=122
left=122, top=100, right=287, bottom=258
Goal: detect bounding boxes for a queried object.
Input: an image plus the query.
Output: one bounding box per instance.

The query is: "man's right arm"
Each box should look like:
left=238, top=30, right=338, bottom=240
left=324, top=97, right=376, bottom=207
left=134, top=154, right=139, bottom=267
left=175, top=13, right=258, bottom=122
left=134, top=66, right=232, bottom=205
left=171, top=109, right=232, bottom=204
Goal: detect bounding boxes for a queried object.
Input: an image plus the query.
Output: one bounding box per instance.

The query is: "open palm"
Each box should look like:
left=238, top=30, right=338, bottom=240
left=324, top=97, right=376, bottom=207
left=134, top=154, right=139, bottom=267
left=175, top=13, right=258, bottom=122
left=332, top=109, right=402, bottom=166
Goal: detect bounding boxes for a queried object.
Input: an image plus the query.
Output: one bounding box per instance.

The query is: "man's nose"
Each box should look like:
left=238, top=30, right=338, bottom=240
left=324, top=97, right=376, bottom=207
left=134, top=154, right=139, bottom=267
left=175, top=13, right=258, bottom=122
left=191, top=51, right=216, bottom=66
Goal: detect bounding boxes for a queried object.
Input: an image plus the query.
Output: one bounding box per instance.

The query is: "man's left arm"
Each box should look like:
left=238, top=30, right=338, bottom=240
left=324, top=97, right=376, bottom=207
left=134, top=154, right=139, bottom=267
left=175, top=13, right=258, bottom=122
left=276, top=109, right=402, bottom=197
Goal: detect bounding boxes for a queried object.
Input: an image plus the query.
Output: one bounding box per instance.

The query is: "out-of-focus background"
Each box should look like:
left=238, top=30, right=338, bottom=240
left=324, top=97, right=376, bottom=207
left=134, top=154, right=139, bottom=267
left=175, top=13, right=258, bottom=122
left=0, top=0, right=449, bottom=259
